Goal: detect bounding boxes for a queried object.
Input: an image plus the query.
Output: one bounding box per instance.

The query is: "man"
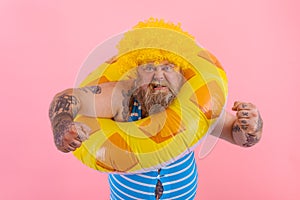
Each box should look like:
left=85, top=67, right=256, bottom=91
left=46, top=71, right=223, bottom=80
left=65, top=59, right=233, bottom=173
left=49, top=59, right=263, bottom=199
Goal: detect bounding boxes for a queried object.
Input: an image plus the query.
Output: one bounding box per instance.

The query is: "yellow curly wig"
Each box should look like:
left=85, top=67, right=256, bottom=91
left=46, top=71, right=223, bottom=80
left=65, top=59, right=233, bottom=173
left=107, top=18, right=203, bottom=77
left=81, top=18, right=222, bottom=85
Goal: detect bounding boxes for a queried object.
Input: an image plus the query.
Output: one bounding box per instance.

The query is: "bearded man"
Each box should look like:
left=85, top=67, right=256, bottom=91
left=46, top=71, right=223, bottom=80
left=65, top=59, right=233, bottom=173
left=49, top=58, right=263, bottom=199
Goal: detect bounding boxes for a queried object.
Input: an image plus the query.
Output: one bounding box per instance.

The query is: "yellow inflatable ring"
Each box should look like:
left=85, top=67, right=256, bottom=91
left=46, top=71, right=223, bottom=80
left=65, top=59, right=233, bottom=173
left=73, top=19, right=228, bottom=173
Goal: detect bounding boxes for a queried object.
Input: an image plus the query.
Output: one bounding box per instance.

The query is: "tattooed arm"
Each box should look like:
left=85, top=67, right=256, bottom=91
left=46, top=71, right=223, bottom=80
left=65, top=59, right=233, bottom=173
left=49, top=89, right=83, bottom=152
left=211, top=101, right=263, bottom=147
left=49, top=83, right=123, bottom=152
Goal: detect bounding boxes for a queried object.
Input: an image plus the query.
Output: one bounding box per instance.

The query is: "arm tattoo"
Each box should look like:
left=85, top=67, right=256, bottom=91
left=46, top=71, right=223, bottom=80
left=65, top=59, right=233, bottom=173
left=232, top=124, right=242, bottom=133
left=79, top=86, right=102, bottom=94
left=52, top=113, right=73, bottom=148
left=242, top=134, right=260, bottom=147
left=49, top=93, right=80, bottom=122
left=49, top=91, right=81, bottom=150
left=241, top=125, right=248, bottom=130
left=243, top=112, right=263, bottom=147
left=55, top=94, right=78, bottom=113
left=232, top=124, right=260, bottom=147
left=241, top=120, right=247, bottom=124
left=242, top=111, right=248, bottom=116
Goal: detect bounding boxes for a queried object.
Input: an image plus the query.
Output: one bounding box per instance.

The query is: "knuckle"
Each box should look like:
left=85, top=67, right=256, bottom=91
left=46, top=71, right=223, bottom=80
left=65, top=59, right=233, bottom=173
left=251, top=109, right=259, bottom=117
left=252, top=112, right=258, bottom=118
left=62, top=134, right=70, bottom=142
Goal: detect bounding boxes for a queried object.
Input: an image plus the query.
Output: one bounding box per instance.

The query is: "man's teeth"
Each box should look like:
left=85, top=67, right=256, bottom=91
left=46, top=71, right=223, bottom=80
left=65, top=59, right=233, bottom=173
left=150, top=83, right=167, bottom=90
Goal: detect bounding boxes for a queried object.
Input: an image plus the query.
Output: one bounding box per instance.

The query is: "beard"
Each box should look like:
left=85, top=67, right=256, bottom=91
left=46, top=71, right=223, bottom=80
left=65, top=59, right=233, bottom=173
left=133, top=83, right=177, bottom=117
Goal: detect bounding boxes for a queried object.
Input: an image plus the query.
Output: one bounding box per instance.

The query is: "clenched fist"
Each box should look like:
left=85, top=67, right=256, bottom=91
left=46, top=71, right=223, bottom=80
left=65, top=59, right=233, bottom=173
left=231, top=101, right=263, bottom=147
left=52, top=113, right=91, bottom=153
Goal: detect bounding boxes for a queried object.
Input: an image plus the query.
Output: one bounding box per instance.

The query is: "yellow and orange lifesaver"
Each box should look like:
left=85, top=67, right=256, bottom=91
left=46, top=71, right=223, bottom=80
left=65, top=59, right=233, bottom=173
left=73, top=19, right=228, bottom=173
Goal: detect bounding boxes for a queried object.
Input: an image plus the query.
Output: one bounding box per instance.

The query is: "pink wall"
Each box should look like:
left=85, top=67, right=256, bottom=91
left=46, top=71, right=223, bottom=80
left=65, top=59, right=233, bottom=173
left=1, top=0, right=299, bottom=199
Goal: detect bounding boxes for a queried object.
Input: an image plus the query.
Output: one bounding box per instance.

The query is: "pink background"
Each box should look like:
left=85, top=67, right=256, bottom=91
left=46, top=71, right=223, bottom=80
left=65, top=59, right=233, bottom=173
left=1, top=0, right=299, bottom=199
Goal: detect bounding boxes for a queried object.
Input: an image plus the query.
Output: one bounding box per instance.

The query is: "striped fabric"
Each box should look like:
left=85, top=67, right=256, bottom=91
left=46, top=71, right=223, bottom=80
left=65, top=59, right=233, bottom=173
left=108, top=99, right=198, bottom=200
left=109, top=151, right=198, bottom=200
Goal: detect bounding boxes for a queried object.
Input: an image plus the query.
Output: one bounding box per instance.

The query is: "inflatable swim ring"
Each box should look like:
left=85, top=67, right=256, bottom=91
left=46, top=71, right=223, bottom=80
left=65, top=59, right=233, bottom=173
left=73, top=18, right=228, bottom=173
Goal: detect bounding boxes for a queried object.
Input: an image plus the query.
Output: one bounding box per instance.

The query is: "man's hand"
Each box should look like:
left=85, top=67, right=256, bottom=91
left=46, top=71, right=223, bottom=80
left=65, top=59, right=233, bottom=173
left=231, top=101, right=263, bottom=147
left=52, top=114, right=91, bottom=153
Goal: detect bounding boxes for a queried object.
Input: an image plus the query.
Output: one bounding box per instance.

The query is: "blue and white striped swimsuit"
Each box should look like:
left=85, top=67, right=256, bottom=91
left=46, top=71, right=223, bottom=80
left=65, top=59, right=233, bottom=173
left=108, top=100, right=198, bottom=200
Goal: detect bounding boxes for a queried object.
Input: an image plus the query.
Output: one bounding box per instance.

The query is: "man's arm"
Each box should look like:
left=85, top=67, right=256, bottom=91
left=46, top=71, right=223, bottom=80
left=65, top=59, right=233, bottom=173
left=49, top=83, right=119, bottom=152
left=211, top=101, right=263, bottom=147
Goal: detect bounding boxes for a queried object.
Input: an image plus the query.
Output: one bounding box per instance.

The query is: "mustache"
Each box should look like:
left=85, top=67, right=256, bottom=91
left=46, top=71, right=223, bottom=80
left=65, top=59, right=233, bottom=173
left=133, top=83, right=176, bottom=116
left=144, top=81, right=177, bottom=95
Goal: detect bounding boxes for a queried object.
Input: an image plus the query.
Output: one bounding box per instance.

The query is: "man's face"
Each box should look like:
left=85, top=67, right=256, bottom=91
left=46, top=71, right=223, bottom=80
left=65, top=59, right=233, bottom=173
left=136, top=61, right=184, bottom=95
left=134, top=61, right=184, bottom=115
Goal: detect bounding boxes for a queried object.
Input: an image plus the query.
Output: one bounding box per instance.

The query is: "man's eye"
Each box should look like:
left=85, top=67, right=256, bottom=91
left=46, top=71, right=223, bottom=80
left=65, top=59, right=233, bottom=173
left=162, top=65, right=173, bottom=72
left=144, top=65, right=154, bottom=72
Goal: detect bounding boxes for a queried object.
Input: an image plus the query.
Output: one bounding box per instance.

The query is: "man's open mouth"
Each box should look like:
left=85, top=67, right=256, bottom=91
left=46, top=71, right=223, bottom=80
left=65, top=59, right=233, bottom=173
left=151, top=83, right=168, bottom=91
left=154, top=85, right=167, bottom=90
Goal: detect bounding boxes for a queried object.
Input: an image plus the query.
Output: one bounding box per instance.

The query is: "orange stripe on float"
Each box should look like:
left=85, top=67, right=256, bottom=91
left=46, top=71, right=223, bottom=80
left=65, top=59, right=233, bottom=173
left=139, top=109, right=186, bottom=144
left=97, top=76, right=110, bottom=84
left=182, top=68, right=196, bottom=81
left=197, top=50, right=224, bottom=70
left=190, top=81, right=225, bottom=119
left=75, top=115, right=100, bottom=136
left=96, top=132, right=139, bottom=172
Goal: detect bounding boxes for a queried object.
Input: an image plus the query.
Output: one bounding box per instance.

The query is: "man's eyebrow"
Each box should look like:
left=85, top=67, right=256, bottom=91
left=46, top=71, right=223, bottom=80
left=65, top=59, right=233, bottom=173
left=141, top=63, right=155, bottom=67
left=165, top=64, right=180, bottom=70
left=140, top=63, right=179, bottom=69
left=160, top=63, right=175, bottom=67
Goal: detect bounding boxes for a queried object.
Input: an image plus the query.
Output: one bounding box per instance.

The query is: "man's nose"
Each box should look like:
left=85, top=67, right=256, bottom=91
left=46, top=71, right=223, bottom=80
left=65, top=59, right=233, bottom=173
left=153, top=68, right=164, bottom=81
